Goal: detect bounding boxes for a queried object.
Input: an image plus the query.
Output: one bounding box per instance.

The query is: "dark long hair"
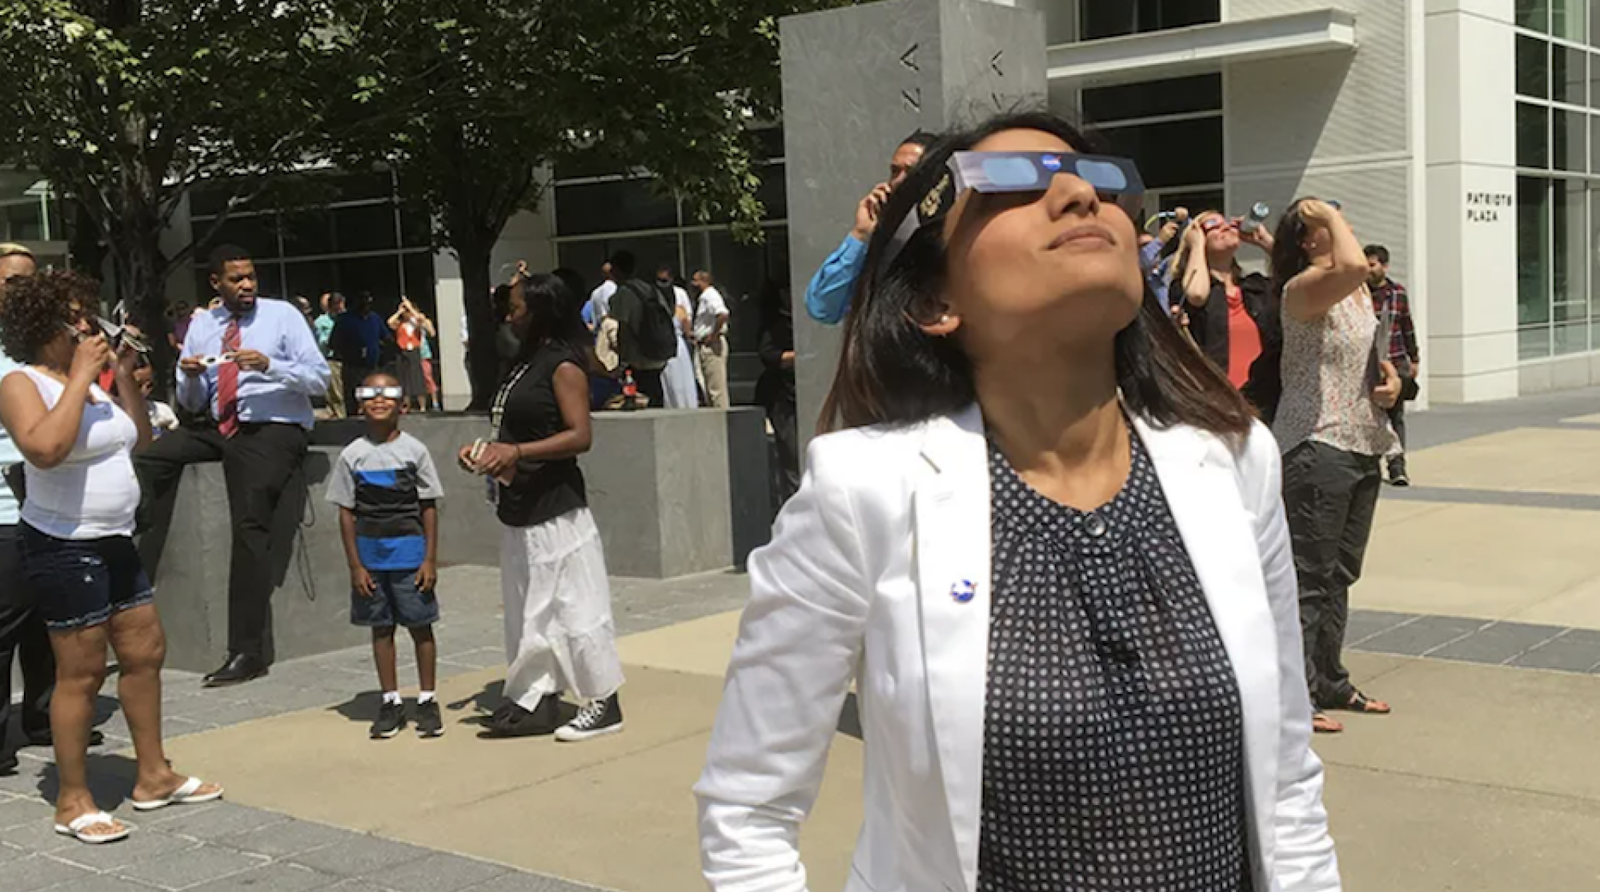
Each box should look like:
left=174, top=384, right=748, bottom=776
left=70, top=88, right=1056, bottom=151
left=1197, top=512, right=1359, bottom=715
left=821, top=110, right=1253, bottom=439
left=515, top=273, right=592, bottom=364
left=1269, top=197, right=1318, bottom=297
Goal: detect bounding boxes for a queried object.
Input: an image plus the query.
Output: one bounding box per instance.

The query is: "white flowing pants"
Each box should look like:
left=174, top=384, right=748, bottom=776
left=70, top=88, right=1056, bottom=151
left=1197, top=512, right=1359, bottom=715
left=500, top=508, right=624, bottom=709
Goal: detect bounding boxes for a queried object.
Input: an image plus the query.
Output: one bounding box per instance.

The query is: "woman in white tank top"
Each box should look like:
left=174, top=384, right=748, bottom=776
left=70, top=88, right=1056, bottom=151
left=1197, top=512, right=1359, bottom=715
left=0, top=271, right=221, bottom=844
left=1268, top=199, right=1402, bottom=736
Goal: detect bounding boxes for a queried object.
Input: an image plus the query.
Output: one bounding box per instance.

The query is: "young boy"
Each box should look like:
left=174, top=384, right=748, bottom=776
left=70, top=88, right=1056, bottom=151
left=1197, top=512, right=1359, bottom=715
left=327, top=372, right=446, bottom=739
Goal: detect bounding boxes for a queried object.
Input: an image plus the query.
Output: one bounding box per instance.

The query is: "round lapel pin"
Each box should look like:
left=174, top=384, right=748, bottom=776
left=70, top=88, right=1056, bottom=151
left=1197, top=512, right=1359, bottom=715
left=950, top=579, right=976, bottom=603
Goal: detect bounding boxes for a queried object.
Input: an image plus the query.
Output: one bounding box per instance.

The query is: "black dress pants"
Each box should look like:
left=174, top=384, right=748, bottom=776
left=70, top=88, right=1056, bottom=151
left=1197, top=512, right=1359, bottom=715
left=135, top=423, right=309, bottom=662
left=1283, top=441, right=1382, bottom=709
left=0, top=525, right=53, bottom=757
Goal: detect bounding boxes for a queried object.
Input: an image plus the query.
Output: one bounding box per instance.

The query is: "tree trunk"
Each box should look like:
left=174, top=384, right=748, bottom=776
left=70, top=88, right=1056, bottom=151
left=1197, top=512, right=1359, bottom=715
left=457, top=237, right=500, bottom=411
left=106, top=209, right=175, bottom=398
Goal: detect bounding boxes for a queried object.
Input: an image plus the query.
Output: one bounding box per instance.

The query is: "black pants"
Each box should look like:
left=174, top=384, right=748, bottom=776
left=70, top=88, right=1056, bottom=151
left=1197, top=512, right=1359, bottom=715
left=0, top=525, right=53, bottom=756
left=632, top=367, right=665, bottom=409
left=135, top=423, right=309, bottom=662
left=1386, top=402, right=1407, bottom=474
left=342, top=364, right=375, bottom=417
left=1283, top=441, right=1382, bottom=709
left=767, top=397, right=800, bottom=510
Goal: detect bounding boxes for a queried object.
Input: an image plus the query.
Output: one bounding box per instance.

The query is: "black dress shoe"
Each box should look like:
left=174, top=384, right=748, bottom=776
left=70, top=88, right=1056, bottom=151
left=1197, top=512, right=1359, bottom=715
left=25, top=729, right=105, bottom=748
left=203, top=654, right=269, bottom=687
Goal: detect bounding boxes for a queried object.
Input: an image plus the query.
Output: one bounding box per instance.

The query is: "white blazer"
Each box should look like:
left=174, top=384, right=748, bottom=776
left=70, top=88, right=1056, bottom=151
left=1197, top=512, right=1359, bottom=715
left=695, top=405, right=1340, bottom=892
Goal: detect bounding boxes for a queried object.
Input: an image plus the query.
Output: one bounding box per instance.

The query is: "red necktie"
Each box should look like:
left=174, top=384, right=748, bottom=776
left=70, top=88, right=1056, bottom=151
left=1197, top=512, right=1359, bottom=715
left=217, top=317, right=242, bottom=438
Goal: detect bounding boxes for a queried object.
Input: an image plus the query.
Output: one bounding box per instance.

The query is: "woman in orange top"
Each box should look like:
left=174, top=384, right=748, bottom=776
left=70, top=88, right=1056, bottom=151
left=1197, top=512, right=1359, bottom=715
left=388, top=298, right=434, bottom=412
left=1176, top=210, right=1282, bottom=420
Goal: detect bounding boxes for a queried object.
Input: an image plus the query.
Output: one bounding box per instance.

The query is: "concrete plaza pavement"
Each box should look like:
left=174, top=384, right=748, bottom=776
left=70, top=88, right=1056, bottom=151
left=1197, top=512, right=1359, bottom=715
left=3, top=388, right=1600, bottom=891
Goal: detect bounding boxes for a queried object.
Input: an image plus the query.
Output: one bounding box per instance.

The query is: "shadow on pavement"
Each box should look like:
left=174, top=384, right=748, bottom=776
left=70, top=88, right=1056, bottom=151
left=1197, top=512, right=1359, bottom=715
left=36, top=752, right=140, bottom=808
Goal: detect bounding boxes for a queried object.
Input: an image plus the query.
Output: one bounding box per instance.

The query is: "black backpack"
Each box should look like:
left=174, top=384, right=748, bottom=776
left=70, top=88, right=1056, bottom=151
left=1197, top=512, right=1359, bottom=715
left=622, top=280, right=680, bottom=364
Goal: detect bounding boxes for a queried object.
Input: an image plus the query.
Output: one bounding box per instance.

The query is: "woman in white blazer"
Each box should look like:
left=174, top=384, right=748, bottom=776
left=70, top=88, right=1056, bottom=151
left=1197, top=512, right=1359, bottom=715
left=696, top=111, right=1340, bottom=892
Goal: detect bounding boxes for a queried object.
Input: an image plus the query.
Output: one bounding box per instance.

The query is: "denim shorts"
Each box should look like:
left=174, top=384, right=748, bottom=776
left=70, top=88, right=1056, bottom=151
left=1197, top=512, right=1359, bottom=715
left=350, top=569, right=439, bottom=629
left=20, top=525, right=155, bottom=631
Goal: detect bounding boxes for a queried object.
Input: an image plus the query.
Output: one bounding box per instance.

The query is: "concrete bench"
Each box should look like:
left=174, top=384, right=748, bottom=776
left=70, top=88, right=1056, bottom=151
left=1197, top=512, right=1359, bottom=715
left=144, top=409, right=771, bottom=672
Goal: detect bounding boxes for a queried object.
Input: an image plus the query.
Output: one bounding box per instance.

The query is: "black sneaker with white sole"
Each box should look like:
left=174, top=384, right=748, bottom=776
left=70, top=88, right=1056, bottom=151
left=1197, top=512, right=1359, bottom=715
left=414, top=700, right=444, bottom=738
left=370, top=701, right=406, bottom=739
left=555, top=693, right=623, bottom=742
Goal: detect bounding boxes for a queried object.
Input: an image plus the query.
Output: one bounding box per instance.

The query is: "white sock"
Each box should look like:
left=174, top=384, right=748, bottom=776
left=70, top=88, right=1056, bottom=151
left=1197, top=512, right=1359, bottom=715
left=417, top=691, right=436, bottom=704
left=382, top=691, right=402, bottom=706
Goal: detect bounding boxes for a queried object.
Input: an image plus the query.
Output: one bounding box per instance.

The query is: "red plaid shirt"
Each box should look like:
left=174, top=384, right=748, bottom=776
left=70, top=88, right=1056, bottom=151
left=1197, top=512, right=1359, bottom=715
left=1371, top=277, right=1418, bottom=375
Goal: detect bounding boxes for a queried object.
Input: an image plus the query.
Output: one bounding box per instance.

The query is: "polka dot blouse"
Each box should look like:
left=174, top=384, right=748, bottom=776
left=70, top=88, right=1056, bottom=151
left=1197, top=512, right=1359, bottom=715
left=977, top=432, right=1251, bottom=892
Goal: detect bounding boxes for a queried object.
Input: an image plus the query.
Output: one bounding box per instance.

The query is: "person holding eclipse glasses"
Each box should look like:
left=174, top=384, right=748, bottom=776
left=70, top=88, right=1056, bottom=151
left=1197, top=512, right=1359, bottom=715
left=1176, top=208, right=1283, bottom=420
left=697, top=111, right=1339, bottom=892
left=0, top=270, right=222, bottom=845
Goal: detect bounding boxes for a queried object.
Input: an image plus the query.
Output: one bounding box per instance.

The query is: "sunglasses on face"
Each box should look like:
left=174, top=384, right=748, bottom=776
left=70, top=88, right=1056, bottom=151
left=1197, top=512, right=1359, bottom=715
left=355, top=386, right=404, bottom=401
left=880, top=151, right=1145, bottom=274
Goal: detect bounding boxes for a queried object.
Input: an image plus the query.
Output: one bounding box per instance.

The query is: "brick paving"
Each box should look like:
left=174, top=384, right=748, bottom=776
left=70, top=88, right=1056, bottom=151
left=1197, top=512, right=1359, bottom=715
left=0, top=566, right=749, bottom=892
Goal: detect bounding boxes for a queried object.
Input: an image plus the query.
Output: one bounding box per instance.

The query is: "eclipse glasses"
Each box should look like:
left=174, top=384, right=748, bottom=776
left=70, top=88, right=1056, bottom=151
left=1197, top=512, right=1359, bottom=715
left=355, top=386, right=404, bottom=401
left=880, top=151, right=1146, bottom=274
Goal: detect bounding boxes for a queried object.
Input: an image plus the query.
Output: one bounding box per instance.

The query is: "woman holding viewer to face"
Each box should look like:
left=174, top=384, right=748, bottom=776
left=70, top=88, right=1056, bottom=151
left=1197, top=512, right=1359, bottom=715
left=696, top=112, right=1340, bottom=892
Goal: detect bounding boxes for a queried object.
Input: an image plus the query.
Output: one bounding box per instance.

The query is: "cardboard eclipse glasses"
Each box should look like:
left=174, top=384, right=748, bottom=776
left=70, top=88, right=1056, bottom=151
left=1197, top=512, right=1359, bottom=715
left=355, top=386, right=404, bottom=401
left=880, top=151, right=1146, bottom=273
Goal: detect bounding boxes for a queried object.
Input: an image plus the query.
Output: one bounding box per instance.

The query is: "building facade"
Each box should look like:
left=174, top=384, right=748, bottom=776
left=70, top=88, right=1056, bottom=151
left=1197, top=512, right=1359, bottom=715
left=6, top=0, right=1595, bottom=406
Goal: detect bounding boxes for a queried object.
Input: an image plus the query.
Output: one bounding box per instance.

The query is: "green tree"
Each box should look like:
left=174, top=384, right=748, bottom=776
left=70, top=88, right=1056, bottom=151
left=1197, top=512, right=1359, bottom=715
left=0, top=0, right=349, bottom=378
left=336, top=0, right=852, bottom=407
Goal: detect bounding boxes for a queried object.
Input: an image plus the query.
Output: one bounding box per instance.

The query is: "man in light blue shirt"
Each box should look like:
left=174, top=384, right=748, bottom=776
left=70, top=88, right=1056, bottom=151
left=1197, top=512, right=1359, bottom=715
left=135, top=244, right=330, bottom=689
left=805, top=132, right=936, bottom=325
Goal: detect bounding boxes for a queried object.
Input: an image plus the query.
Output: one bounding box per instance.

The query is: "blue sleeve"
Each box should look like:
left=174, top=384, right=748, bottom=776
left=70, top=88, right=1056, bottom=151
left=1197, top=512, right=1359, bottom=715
left=804, top=235, right=867, bottom=325
left=1139, top=240, right=1162, bottom=275
left=175, top=316, right=211, bottom=415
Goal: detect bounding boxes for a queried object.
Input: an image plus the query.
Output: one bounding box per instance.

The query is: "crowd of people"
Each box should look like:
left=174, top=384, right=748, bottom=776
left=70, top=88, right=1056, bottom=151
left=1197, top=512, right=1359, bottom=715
left=695, top=110, right=1425, bottom=892
left=0, top=103, right=1421, bottom=887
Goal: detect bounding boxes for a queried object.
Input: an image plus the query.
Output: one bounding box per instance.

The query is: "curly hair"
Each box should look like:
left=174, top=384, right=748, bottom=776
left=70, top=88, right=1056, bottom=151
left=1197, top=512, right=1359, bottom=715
left=0, top=270, right=97, bottom=364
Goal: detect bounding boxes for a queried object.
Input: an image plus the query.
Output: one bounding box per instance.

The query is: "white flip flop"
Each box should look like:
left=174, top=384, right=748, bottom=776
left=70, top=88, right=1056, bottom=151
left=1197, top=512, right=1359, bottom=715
left=54, top=811, right=132, bottom=844
left=130, top=776, right=224, bottom=811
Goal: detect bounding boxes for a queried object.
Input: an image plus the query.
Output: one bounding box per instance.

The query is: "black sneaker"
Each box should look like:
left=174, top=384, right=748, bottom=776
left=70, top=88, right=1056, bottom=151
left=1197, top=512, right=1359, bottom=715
left=482, top=694, right=561, bottom=738
left=414, top=700, right=444, bottom=738
left=1390, top=470, right=1411, bottom=487
left=555, top=693, right=623, bottom=742
left=370, top=701, right=406, bottom=739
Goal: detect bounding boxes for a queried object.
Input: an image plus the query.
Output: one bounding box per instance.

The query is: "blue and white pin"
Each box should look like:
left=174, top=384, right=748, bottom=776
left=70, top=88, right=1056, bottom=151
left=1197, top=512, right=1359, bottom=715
left=950, top=579, right=977, bottom=604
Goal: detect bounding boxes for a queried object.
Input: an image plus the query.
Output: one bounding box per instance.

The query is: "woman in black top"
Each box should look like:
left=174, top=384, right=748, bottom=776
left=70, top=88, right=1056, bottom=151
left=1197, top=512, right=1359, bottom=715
left=461, top=273, right=624, bottom=741
left=1176, top=210, right=1283, bottom=420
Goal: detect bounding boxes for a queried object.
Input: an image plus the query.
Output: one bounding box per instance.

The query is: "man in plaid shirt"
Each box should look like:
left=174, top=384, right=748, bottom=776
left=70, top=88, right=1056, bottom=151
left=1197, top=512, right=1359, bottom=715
left=1366, top=244, right=1419, bottom=486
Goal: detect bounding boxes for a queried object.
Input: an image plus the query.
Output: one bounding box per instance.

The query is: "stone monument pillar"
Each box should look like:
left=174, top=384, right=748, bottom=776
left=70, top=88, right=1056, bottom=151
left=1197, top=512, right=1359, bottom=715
left=780, top=0, right=1047, bottom=451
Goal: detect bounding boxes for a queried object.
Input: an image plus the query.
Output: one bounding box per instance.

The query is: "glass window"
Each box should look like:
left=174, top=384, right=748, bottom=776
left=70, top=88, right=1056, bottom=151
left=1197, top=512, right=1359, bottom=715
left=1520, top=326, right=1553, bottom=359
left=1097, top=117, right=1222, bottom=190
left=1556, top=44, right=1586, bottom=104
left=1517, top=176, right=1551, bottom=330
left=279, top=210, right=335, bottom=258
left=1, top=202, right=45, bottom=242
left=1590, top=51, right=1600, bottom=106
left=1081, top=0, right=1219, bottom=40
left=1555, top=0, right=1587, bottom=42
left=1554, top=178, right=1587, bottom=311
left=333, top=204, right=399, bottom=254
left=1517, top=0, right=1549, bottom=33
left=283, top=259, right=339, bottom=302
left=1082, top=75, right=1222, bottom=123
left=402, top=253, right=437, bottom=313
left=1592, top=0, right=1600, bottom=46
left=554, top=179, right=679, bottom=236
left=1518, top=102, right=1550, bottom=168
left=554, top=241, right=613, bottom=290
left=337, top=256, right=404, bottom=308
left=199, top=214, right=280, bottom=261
left=1518, top=36, right=1549, bottom=98
left=1554, top=108, right=1587, bottom=170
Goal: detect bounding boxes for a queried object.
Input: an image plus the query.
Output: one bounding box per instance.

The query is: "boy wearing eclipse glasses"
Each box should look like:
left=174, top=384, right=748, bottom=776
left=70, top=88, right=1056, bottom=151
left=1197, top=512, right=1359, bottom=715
left=326, top=372, right=447, bottom=740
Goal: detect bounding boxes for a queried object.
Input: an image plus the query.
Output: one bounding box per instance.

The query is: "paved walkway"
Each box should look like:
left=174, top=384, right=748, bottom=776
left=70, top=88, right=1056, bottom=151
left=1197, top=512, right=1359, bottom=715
left=3, top=388, right=1600, bottom=891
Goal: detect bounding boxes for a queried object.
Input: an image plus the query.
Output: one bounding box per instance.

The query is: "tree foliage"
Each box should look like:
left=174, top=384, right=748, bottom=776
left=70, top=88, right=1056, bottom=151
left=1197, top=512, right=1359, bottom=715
left=0, top=0, right=855, bottom=403
left=335, top=0, right=852, bottom=405
left=0, top=0, right=353, bottom=376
